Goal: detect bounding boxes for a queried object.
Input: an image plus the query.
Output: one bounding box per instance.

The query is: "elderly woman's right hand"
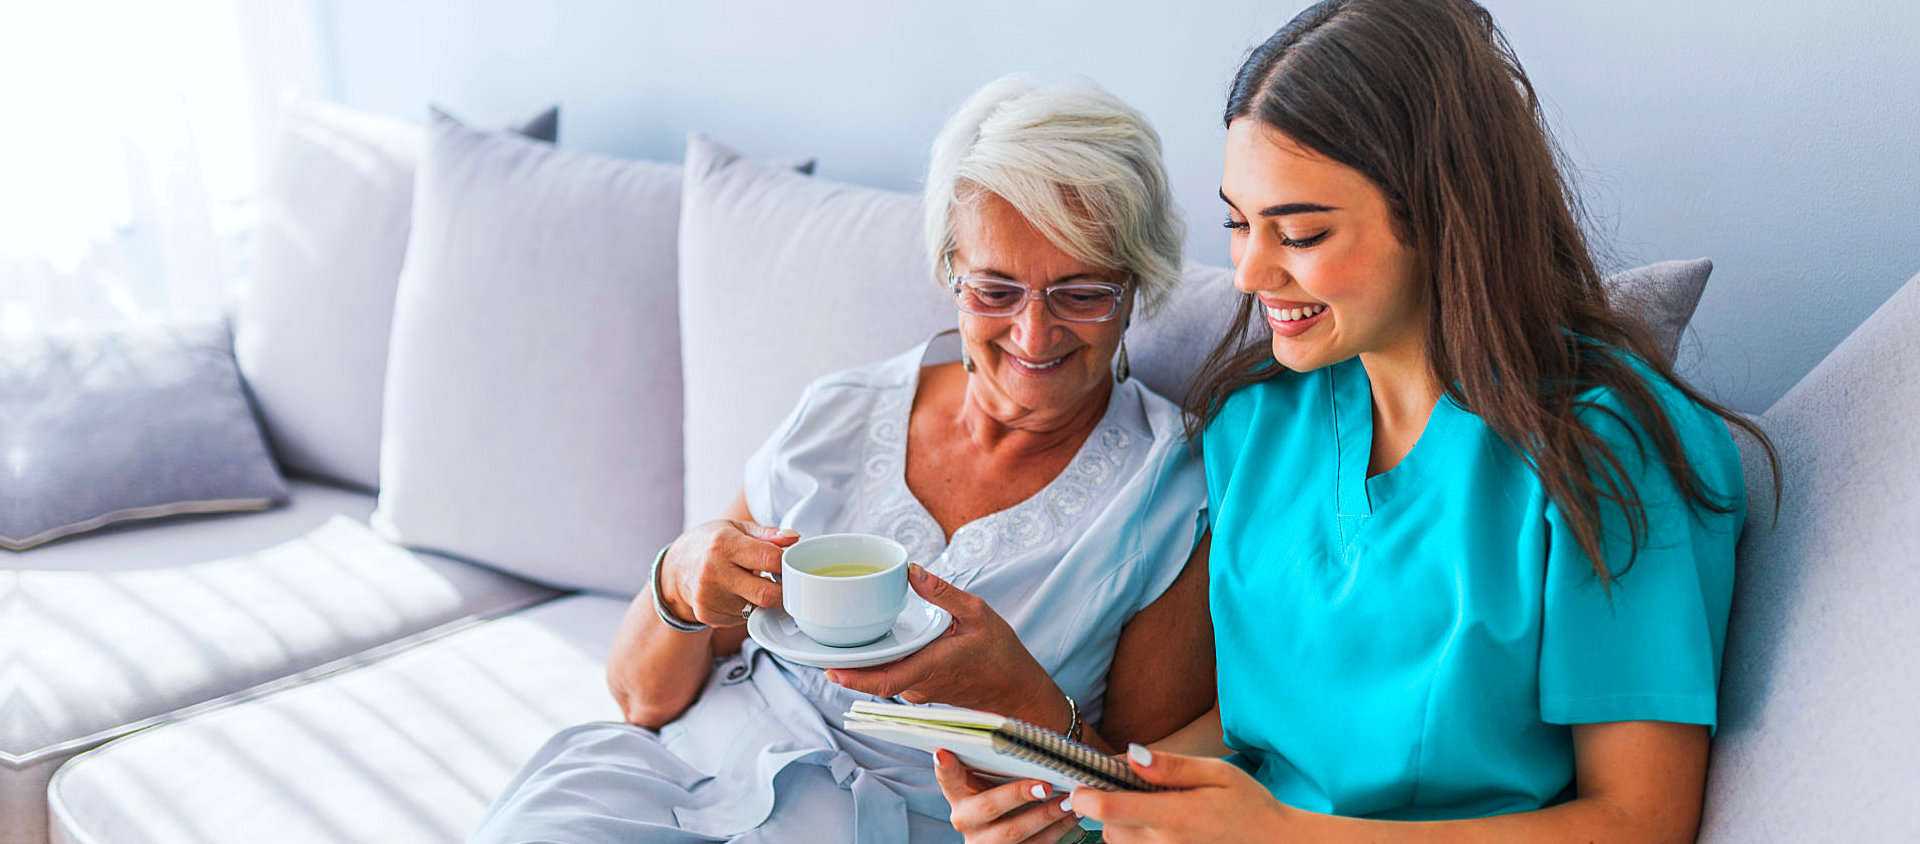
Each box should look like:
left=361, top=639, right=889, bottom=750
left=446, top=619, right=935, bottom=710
left=935, top=750, right=1083, bottom=843
left=656, top=519, right=799, bottom=628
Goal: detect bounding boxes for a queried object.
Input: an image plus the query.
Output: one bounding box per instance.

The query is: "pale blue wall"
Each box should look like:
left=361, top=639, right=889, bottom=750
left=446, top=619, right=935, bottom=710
left=318, top=0, right=1920, bottom=412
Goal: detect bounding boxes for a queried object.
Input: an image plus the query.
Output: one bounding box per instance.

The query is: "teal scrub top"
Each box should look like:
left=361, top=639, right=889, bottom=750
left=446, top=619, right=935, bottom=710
left=1202, top=353, right=1744, bottom=821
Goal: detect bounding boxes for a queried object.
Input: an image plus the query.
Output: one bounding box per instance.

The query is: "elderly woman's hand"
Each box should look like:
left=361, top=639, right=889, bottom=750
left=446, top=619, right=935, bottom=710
left=656, top=519, right=799, bottom=628
left=934, top=750, right=1085, bottom=844
left=826, top=564, right=1073, bottom=733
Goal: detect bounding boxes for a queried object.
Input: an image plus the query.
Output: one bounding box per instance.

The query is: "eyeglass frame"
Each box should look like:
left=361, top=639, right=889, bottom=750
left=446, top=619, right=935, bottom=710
left=943, top=256, right=1133, bottom=324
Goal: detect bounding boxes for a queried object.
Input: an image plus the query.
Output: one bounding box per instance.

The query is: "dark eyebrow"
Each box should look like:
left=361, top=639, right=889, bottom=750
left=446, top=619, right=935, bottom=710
left=1219, top=187, right=1338, bottom=217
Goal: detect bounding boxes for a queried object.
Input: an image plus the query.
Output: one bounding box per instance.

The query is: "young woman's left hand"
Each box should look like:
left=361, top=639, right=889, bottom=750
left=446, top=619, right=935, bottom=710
left=825, top=563, right=1071, bottom=731
left=1069, top=746, right=1293, bottom=844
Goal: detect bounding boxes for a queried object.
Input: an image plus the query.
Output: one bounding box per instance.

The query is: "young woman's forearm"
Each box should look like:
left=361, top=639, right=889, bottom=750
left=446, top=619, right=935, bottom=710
left=1296, top=794, right=1694, bottom=844
left=1145, top=704, right=1231, bottom=758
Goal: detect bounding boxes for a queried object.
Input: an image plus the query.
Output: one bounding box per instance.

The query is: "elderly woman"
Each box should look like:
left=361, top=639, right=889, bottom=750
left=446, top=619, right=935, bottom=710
left=468, top=74, right=1213, bottom=844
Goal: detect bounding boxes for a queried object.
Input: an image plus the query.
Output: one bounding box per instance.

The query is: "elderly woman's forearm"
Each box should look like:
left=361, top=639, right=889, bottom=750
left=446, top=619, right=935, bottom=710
left=606, top=586, right=722, bottom=728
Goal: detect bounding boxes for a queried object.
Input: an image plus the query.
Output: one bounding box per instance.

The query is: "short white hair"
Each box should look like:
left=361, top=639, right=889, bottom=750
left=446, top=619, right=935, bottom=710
left=924, top=74, right=1184, bottom=316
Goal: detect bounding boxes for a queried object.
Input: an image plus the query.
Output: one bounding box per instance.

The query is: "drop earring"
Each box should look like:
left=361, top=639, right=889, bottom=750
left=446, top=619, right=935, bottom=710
left=1115, top=336, right=1130, bottom=383
left=961, top=346, right=975, bottom=373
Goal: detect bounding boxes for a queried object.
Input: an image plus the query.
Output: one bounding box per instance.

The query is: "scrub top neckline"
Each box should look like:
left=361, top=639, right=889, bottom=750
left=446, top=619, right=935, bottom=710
left=1331, top=357, right=1468, bottom=516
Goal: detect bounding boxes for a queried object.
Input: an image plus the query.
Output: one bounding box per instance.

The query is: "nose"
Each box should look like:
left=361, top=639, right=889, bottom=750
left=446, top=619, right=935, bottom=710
left=1232, top=229, right=1283, bottom=296
left=1009, top=294, right=1058, bottom=354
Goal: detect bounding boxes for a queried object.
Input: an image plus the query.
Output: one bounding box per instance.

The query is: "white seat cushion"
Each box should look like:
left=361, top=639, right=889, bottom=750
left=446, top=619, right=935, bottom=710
left=2, top=516, right=554, bottom=844
left=47, top=595, right=626, bottom=844
left=11, top=478, right=375, bottom=574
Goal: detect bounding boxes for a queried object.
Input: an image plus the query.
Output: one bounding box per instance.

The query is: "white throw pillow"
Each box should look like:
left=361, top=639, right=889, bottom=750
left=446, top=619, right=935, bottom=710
left=235, top=97, right=556, bottom=492
left=371, top=111, right=682, bottom=596
left=677, top=134, right=954, bottom=524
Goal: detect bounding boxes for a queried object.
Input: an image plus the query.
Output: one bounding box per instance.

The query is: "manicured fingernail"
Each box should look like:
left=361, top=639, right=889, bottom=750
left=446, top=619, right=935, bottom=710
left=1129, top=743, right=1153, bottom=766
left=1058, top=795, right=1072, bottom=813
left=1030, top=783, right=1049, bottom=800
left=776, top=529, right=800, bottom=538
left=908, top=563, right=927, bottom=582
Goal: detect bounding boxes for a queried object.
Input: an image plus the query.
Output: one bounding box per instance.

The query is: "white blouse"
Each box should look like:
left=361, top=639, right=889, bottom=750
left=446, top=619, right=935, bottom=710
left=472, top=332, right=1206, bottom=844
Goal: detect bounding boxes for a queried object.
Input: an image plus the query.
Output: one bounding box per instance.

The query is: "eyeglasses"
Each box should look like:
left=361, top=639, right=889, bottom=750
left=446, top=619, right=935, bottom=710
left=946, top=260, right=1129, bottom=323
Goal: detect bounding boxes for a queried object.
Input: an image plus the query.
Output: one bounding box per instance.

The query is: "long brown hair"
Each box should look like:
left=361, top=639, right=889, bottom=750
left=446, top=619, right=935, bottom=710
left=1186, top=0, right=1779, bottom=586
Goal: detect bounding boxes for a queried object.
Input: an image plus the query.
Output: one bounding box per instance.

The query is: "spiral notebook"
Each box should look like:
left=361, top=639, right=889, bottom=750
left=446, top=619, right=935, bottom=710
left=842, top=701, right=1156, bottom=792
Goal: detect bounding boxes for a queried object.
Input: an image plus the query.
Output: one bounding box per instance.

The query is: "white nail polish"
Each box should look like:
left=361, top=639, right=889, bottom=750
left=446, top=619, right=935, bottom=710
left=1129, top=743, right=1153, bottom=766
left=1030, top=783, right=1048, bottom=800
left=1059, top=795, right=1072, bottom=813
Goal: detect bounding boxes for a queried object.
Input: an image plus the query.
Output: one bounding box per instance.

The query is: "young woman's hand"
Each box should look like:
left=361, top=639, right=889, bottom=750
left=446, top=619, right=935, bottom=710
left=1070, top=745, right=1292, bottom=844
left=825, top=564, right=1075, bottom=737
left=933, top=750, right=1085, bottom=843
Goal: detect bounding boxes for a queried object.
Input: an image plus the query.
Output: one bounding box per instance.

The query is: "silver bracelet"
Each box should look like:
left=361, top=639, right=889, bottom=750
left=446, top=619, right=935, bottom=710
left=1062, top=689, right=1083, bottom=744
left=651, top=542, right=707, bottom=633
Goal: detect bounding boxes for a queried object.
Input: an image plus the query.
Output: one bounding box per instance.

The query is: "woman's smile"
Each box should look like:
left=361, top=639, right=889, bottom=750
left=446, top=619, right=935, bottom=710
left=1003, top=348, right=1075, bottom=375
left=1260, top=297, right=1330, bottom=337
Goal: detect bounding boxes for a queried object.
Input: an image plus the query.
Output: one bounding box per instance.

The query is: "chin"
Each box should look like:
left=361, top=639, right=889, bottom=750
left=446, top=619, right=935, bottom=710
left=1268, top=337, right=1336, bottom=373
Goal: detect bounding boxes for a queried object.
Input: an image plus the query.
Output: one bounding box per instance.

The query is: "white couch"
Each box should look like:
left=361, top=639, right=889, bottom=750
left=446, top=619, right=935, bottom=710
left=0, top=106, right=1239, bottom=844
left=8, top=100, right=1917, bottom=844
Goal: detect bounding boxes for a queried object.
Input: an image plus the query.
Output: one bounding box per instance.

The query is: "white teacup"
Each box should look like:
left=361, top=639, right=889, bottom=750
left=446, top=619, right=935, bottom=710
left=781, top=533, right=908, bottom=648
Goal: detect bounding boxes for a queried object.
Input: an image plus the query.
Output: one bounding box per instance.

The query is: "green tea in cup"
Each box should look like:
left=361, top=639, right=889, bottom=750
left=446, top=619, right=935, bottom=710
left=809, top=563, right=887, bottom=577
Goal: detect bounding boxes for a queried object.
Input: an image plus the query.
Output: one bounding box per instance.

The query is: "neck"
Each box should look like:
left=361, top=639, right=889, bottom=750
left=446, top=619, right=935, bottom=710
left=956, top=377, right=1112, bottom=457
left=1358, top=336, right=1443, bottom=433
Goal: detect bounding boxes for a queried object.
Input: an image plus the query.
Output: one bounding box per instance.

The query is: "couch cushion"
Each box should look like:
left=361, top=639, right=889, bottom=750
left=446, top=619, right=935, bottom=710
left=47, top=594, right=625, bottom=844
left=676, top=133, right=954, bottom=523
left=1, top=517, right=555, bottom=844
left=1606, top=257, right=1713, bottom=364
left=7, top=477, right=374, bottom=574
left=0, top=317, right=288, bottom=551
left=370, top=111, right=683, bottom=597
left=1125, top=262, right=1240, bottom=407
left=234, top=98, right=557, bottom=492
left=1699, top=271, right=1920, bottom=842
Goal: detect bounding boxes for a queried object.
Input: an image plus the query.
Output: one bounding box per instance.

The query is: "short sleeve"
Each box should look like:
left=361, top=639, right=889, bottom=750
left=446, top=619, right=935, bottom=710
left=1127, top=441, right=1210, bottom=616
left=1538, top=380, right=1744, bottom=732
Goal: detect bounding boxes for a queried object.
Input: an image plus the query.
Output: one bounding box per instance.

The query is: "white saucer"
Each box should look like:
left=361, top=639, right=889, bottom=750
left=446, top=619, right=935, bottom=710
left=748, top=595, right=952, bottom=669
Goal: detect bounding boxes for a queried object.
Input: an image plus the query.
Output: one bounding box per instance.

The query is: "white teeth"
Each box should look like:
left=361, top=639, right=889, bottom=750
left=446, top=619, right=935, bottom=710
left=1265, top=304, right=1326, bottom=322
left=1016, top=356, right=1065, bottom=370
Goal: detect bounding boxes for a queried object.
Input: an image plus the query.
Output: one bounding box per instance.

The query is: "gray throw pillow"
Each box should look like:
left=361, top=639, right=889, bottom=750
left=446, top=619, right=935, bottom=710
left=1607, top=257, right=1712, bottom=363
left=0, top=317, right=289, bottom=550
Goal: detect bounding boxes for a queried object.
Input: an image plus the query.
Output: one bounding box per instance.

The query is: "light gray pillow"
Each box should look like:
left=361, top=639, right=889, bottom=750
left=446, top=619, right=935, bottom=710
left=677, top=133, right=954, bottom=524
left=371, top=111, right=684, bottom=596
left=1126, top=262, right=1241, bottom=407
left=235, top=97, right=557, bottom=493
left=1607, top=257, right=1712, bottom=363
left=0, top=317, right=289, bottom=550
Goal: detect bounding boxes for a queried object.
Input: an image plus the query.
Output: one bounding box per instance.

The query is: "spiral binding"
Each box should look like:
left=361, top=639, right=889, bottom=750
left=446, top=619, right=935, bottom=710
left=991, top=719, right=1159, bottom=792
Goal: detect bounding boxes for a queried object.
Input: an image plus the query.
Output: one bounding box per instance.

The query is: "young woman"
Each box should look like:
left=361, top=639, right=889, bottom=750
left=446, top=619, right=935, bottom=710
left=936, top=1, right=1777, bottom=841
